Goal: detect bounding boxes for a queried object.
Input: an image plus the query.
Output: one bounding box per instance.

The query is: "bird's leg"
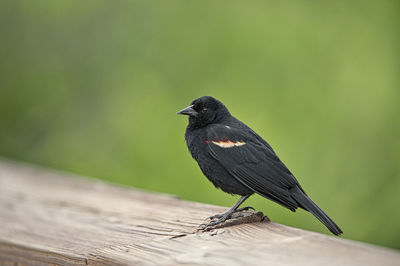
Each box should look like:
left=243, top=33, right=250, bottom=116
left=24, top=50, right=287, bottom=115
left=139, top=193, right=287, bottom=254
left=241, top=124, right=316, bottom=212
left=202, top=195, right=251, bottom=227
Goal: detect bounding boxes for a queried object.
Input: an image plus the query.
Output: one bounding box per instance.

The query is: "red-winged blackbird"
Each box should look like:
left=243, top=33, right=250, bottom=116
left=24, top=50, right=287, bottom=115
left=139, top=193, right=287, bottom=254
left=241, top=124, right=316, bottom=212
left=177, top=96, right=342, bottom=235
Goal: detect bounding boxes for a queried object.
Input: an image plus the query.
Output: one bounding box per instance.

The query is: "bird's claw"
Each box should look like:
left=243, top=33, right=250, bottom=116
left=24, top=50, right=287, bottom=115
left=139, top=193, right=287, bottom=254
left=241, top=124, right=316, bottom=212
left=199, top=216, right=229, bottom=230
left=207, top=217, right=226, bottom=227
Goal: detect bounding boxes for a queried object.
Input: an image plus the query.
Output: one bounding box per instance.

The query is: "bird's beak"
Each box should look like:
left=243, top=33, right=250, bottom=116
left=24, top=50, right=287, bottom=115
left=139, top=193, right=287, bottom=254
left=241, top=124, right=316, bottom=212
left=176, top=105, right=198, bottom=117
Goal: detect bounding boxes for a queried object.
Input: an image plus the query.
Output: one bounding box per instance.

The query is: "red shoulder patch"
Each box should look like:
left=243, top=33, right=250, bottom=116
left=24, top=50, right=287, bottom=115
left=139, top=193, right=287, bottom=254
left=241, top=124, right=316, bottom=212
left=205, top=139, right=246, bottom=148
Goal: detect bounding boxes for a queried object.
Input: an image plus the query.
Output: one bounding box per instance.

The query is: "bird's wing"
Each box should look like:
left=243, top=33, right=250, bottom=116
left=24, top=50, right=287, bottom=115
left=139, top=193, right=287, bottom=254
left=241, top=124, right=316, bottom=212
left=206, top=124, right=299, bottom=211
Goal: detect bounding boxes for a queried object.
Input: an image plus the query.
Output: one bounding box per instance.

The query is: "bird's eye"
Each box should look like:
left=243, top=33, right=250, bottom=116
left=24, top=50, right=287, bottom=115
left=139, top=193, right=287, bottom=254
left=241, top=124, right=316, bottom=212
left=202, top=108, right=208, bottom=113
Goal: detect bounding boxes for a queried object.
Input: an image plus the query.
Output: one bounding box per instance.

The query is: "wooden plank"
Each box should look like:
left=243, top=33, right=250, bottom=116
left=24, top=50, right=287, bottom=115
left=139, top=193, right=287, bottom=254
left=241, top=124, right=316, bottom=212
left=0, top=159, right=399, bottom=266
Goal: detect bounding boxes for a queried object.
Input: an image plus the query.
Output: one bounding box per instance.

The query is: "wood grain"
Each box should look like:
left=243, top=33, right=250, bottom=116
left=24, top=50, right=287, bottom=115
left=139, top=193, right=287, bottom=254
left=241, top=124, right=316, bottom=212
left=0, top=159, right=399, bottom=265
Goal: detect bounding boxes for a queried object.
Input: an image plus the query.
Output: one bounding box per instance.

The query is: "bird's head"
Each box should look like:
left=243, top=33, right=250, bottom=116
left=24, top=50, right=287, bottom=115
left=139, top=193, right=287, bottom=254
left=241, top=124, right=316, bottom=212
left=177, top=96, right=231, bottom=129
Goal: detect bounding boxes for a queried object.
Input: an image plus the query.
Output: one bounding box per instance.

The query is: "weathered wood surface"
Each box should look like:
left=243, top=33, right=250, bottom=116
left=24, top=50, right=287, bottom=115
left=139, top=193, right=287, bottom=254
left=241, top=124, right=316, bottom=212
left=0, top=159, right=399, bottom=266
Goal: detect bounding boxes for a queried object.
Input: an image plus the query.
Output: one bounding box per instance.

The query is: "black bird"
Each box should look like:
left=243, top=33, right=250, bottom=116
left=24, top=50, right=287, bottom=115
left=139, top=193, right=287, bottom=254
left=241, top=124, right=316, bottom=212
left=177, top=96, right=342, bottom=235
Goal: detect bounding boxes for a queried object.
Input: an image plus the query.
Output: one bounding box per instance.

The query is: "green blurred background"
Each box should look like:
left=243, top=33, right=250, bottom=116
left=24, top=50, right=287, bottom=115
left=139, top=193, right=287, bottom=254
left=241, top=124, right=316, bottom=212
left=0, top=0, right=399, bottom=249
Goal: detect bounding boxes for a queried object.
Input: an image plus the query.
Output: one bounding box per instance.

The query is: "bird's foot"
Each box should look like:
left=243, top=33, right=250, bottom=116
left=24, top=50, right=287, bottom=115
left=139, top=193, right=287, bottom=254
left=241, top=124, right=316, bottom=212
left=199, top=206, right=257, bottom=231
left=206, top=206, right=255, bottom=220
left=198, top=209, right=265, bottom=232
left=199, top=214, right=230, bottom=230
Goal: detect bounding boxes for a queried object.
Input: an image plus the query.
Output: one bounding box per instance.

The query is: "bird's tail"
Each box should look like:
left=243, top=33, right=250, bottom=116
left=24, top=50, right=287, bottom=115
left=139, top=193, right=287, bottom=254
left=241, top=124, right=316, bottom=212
left=291, top=186, right=343, bottom=235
